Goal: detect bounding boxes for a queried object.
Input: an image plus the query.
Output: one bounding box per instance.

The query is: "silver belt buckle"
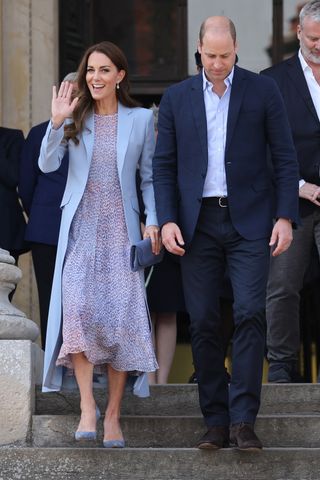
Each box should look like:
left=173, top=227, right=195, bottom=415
left=218, top=196, right=227, bottom=208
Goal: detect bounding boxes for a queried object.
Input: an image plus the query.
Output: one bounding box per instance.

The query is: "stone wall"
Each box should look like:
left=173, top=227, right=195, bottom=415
left=0, top=0, right=58, bottom=343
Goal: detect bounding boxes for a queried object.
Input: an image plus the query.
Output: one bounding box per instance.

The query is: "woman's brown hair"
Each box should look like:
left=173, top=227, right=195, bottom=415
left=65, top=41, right=139, bottom=144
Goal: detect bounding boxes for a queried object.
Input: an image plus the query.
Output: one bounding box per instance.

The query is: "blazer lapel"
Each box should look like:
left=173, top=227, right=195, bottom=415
left=117, top=103, right=134, bottom=178
left=225, top=65, right=247, bottom=152
left=190, top=74, right=208, bottom=167
left=286, top=54, right=319, bottom=122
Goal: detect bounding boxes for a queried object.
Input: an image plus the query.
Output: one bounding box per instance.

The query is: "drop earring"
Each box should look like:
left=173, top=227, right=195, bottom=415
left=116, top=83, right=120, bottom=90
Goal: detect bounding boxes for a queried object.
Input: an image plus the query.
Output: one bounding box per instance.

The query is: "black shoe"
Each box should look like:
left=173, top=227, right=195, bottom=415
left=229, top=423, right=262, bottom=451
left=196, top=426, right=229, bottom=449
left=188, top=371, right=197, bottom=383
left=268, top=362, right=292, bottom=383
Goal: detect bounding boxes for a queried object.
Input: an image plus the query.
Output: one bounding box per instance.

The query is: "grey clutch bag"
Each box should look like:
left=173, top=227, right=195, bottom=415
left=130, top=238, right=164, bottom=272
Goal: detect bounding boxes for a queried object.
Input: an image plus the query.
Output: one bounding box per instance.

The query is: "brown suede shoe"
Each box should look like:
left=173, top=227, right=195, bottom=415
left=196, top=426, right=229, bottom=449
left=229, top=423, right=263, bottom=451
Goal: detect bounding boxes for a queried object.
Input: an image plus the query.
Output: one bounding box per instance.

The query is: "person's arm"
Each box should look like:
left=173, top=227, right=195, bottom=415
left=264, top=78, right=299, bottom=255
left=39, top=82, right=78, bottom=173
left=138, top=110, right=161, bottom=254
left=152, top=89, right=179, bottom=227
left=0, top=129, right=24, bottom=189
left=265, top=78, right=299, bottom=225
left=138, top=110, right=157, bottom=227
left=152, top=89, right=185, bottom=256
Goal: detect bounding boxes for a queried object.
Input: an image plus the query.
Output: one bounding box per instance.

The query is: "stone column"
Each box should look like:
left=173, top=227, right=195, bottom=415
left=0, top=249, right=43, bottom=445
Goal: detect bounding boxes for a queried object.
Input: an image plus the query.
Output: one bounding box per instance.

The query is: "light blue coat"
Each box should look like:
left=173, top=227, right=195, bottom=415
left=39, top=103, right=157, bottom=394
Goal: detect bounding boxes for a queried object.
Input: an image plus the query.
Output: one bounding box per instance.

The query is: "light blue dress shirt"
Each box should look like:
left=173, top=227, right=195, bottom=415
left=202, top=67, right=234, bottom=198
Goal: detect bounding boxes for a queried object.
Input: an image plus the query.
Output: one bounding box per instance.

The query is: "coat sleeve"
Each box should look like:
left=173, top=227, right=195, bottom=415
left=138, top=110, right=158, bottom=227
left=38, top=121, right=68, bottom=173
left=152, top=89, right=179, bottom=228
left=264, top=77, right=300, bottom=225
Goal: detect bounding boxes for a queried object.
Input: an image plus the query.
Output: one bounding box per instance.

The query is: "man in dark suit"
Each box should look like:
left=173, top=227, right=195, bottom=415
left=153, top=16, right=299, bottom=450
left=0, top=127, right=27, bottom=269
left=262, top=0, right=320, bottom=383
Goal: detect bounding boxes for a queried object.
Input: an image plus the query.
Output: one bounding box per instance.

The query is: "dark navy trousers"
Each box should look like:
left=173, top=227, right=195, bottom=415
left=181, top=200, right=269, bottom=426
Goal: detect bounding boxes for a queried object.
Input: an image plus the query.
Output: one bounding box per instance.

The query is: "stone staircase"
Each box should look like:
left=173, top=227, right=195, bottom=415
left=1, top=384, right=320, bottom=479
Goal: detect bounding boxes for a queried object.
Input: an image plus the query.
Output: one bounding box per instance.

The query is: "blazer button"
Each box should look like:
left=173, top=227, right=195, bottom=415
left=198, top=198, right=202, bottom=203
left=201, top=172, right=206, bottom=178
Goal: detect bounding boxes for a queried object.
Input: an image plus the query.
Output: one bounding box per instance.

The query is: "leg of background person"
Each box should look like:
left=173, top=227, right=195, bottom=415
left=154, top=312, right=177, bottom=384
left=227, top=234, right=269, bottom=425
left=71, top=352, right=96, bottom=433
left=148, top=313, right=157, bottom=384
left=266, top=215, right=314, bottom=380
left=31, top=243, right=57, bottom=349
left=104, top=365, right=127, bottom=442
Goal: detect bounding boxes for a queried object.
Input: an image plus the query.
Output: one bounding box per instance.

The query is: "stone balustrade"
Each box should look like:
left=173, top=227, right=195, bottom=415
left=0, top=248, right=43, bottom=446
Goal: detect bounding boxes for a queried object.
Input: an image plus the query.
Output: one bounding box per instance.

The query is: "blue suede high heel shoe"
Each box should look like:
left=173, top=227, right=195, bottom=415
left=75, top=406, right=101, bottom=441
left=103, top=439, right=125, bottom=448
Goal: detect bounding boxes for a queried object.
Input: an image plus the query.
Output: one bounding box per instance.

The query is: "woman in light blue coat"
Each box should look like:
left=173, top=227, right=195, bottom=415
left=39, top=41, right=160, bottom=448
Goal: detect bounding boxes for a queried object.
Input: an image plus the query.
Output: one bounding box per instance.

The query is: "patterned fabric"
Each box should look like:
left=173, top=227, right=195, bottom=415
left=57, top=113, right=158, bottom=373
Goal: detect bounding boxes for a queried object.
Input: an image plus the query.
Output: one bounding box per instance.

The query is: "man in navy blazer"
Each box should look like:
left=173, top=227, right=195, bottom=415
left=0, top=126, right=27, bottom=264
left=262, top=0, right=320, bottom=383
left=19, top=121, right=68, bottom=348
left=153, top=16, right=299, bottom=450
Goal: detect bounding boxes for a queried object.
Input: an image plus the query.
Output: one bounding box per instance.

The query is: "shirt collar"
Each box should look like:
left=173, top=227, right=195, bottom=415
left=298, top=49, right=311, bottom=73
left=202, top=67, right=234, bottom=92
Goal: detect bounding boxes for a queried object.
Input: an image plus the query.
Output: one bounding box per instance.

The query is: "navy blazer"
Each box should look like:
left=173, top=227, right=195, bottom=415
left=0, top=127, right=27, bottom=253
left=261, top=54, right=320, bottom=217
left=153, top=65, right=299, bottom=245
left=19, top=121, right=68, bottom=245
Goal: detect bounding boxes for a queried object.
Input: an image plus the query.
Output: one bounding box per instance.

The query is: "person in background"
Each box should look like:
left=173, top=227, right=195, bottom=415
left=19, top=72, right=77, bottom=349
left=0, top=125, right=27, bottom=298
left=40, top=41, right=160, bottom=448
left=153, top=15, right=299, bottom=451
left=262, top=0, right=320, bottom=383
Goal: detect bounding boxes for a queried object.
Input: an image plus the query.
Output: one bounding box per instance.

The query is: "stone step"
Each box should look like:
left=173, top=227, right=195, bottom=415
left=36, top=383, right=320, bottom=416
left=1, top=447, right=320, bottom=480
left=32, top=414, right=320, bottom=448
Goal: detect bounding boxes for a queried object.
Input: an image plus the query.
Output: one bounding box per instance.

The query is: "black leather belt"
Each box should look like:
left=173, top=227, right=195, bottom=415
left=202, top=196, right=228, bottom=207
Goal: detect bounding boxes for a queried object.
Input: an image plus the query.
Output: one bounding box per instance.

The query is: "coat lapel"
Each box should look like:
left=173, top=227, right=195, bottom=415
left=286, top=54, right=319, bottom=123
left=82, top=112, right=94, bottom=166
left=117, top=103, right=134, bottom=179
left=190, top=74, right=208, bottom=167
left=225, top=65, right=247, bottom=152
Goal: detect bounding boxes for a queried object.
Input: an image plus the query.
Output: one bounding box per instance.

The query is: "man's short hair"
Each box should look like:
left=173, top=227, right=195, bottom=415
left=63, top=72, right=78, bottom=83
left=199, top=17, right=236, bottom=45
left=299, top=1, right=320, bottom=27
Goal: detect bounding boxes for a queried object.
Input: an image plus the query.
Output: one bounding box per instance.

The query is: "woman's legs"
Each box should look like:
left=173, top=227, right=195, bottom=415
left=71, top=353, right=96, bottom=432
left=148, top=313, right=157, bottom=384
left=103, top=365, right=127, bottom=442
left=155, top=312, right=177, bottom=384
left=148, top=312, right=177, bottom=384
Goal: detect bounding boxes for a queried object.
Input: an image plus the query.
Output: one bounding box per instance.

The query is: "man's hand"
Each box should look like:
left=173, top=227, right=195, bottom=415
left=299, top=182, right=320, bottom=206
left=161, top=222, right=185, bottom=256
left=269, top=218, right=293, bottom=257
